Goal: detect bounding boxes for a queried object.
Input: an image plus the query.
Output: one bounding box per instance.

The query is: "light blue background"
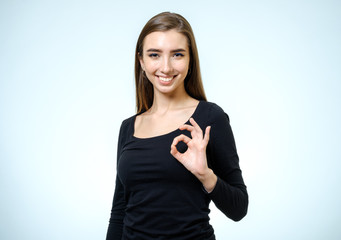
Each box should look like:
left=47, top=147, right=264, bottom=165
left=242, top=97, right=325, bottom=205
left=1, top=0, right=340, bottom=239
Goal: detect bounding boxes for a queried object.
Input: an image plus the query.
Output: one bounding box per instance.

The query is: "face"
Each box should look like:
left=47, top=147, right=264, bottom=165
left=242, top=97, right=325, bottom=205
left=139, top=30, right=190, bottom=96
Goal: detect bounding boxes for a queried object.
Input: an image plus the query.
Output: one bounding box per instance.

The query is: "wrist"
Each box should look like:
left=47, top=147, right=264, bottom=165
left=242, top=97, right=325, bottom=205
left=199, top=168, right=217, bottom=193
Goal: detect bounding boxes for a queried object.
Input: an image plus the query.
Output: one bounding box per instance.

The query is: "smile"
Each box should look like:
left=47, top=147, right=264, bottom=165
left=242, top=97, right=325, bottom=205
left=159, top=76, right=174, bottom=82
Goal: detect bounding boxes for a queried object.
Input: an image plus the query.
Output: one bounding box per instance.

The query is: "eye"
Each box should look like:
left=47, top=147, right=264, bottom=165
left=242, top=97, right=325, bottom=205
left=148, top=53, right=159, bottom=58
left=174, top=53, right=184, bottom=57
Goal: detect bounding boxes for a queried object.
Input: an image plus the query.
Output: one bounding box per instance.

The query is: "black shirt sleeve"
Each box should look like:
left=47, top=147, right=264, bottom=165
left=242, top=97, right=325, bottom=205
left=206, top=103, right=248, bottom=221
left=106, top=121, right=127, bottom=239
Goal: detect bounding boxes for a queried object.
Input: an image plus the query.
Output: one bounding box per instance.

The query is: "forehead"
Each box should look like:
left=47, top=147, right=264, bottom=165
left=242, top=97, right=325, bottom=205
left=143, top=30, right=188, bottom=51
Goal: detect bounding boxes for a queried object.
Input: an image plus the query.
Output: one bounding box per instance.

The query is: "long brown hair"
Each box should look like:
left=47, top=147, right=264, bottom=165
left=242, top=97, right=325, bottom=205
left=135, top=12, right=207, bottom=114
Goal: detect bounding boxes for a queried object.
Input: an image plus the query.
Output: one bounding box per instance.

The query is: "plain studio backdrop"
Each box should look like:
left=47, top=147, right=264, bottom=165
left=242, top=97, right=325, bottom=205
left=1, top=0, right=340, bottom=239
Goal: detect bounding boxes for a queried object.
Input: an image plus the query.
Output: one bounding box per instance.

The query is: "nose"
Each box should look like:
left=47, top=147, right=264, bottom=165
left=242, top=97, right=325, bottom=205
left=160, top=57, right=173, bottom=74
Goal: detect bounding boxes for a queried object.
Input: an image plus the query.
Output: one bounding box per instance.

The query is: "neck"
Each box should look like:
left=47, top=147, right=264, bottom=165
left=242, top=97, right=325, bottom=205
left=149, top=88, right=193, bottom=114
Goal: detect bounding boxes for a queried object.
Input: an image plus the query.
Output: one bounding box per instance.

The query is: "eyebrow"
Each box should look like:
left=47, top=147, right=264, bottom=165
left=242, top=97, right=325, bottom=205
left=146, top=48, right=187, bottom=53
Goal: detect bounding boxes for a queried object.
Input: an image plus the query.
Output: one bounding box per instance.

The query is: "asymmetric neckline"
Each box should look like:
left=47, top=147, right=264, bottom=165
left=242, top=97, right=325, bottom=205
left=132, top=100, right=203, bottom=140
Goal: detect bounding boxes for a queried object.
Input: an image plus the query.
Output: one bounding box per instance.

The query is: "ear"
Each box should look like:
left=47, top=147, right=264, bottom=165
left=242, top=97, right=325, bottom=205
left=138, top=52, right=145, bottom=71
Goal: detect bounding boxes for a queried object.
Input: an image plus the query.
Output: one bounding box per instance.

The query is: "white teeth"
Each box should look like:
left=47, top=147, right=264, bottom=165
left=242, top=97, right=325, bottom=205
left=159, top=76, right=173, bottom=82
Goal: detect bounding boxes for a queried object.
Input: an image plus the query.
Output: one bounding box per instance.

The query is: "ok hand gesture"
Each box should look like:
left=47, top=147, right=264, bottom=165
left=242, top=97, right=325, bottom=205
left=170, top=118, right=217, bottom=192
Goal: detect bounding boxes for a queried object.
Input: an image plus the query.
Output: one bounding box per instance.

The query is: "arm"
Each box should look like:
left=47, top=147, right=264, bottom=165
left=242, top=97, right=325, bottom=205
left=206, top=105, right=248, bottom=221
left=106, top=122, right=126, bottom=239
left=170, top=105, right=248, bottom=222
left=106, top=176, right=125, bottom=239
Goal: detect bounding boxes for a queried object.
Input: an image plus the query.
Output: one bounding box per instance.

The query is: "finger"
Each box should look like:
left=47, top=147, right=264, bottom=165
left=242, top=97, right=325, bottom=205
left=172, top=134, right=191, bottom=146
left=170, top=144, right=183, bottom=162
left=179, top=124, right=200, bottom=140
left=179, top=124, right=194, bottom=132
left=189, top=118, right=203, bottom=134
left=170, top=143, right=179, bottom=156
left=203, top=126, right=211, bottom=144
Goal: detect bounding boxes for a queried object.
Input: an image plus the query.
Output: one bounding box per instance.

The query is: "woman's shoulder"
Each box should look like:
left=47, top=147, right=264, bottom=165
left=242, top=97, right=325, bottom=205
left=198, top=101, right=230, bottom=125
left=121, top=114, right=136, bottom=126
left=118, top=114, right=136, bottom=135
left=200, top=101, right=228, bottom=116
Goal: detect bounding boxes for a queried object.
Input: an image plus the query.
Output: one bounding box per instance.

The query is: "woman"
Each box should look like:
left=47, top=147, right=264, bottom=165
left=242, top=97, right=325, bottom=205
left=106, top=12, right=248, bottom=240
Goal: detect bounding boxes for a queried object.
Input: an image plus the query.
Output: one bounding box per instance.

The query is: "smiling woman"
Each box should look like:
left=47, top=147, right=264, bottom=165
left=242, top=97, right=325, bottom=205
left=106, top=12, right=248, bottom=240
left=134, top=12, right=206, bottom=114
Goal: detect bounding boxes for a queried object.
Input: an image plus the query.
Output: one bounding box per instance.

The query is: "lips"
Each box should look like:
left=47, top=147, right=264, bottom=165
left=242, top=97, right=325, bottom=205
left=159, top=76, right=173, bottom=82
left=157, top=74, right=178, bottom=86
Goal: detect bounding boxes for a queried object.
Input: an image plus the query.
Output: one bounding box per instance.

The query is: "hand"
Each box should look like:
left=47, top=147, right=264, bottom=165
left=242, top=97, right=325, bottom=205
left=170, top=118, right=217, bottom=191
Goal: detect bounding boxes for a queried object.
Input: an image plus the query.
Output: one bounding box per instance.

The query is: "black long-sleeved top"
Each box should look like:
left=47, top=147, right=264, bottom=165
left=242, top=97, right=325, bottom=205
left=106, top=101, right=248, bottom=240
